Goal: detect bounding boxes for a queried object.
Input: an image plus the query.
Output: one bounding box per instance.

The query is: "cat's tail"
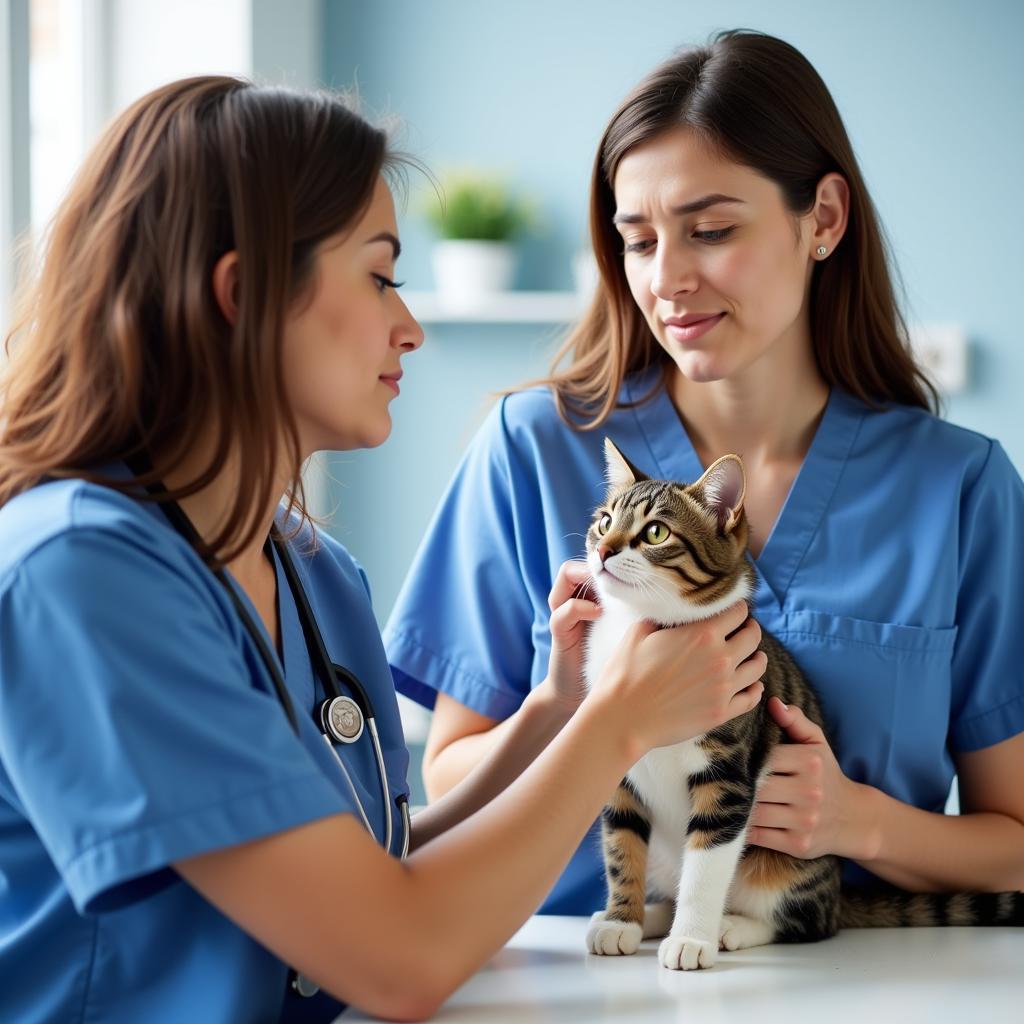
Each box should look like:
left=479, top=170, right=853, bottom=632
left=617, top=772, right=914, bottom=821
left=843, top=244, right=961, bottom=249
left=838, top=888, right=1024, bottom=928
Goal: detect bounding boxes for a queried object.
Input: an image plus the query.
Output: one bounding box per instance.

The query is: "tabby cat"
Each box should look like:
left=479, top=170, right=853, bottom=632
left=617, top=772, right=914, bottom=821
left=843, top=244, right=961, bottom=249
left=583, top=438, right=1023, bottom=971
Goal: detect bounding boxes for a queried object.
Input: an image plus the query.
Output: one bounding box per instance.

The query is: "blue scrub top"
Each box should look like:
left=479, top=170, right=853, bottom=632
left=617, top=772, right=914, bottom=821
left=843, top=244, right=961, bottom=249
left=385, top=366, right=1024, bottom=913
left=0, top=470, right=410, bottom=1023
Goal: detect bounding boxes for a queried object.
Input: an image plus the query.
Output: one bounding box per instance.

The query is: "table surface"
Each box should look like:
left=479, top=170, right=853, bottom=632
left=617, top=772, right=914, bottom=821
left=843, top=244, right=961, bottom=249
left=344, top=914, right=1024, bottom=1023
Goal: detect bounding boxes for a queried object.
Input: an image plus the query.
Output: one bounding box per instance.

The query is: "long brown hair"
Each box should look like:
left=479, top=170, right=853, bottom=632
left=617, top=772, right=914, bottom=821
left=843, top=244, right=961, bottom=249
left=532, top=29, right=938, bottom=427
left=0, top=75, right=402, bottom=564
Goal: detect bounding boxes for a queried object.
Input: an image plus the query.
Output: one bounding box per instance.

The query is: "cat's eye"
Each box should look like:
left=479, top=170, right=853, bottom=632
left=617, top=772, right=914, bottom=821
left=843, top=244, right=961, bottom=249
left=596, top=514, right=612, bottom=535
left=643, top=521, right=670, bottom=545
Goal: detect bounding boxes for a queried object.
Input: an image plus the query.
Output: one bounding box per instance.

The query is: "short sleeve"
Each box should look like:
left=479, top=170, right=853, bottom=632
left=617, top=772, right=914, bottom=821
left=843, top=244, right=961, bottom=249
left=383, top=399, right=537, bottom=721
left=948, top=441, right=1024, bottom=751
left=0, top=525, right=348, bottom=914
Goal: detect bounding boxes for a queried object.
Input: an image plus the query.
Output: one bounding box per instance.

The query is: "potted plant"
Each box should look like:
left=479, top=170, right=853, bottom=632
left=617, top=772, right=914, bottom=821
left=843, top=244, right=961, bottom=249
left=424, top=172, right=533, bottom=310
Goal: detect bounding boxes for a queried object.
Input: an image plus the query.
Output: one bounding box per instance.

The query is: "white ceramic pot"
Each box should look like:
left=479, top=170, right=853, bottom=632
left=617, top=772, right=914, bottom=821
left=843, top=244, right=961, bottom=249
left=432, top=239, right=516, bottom=311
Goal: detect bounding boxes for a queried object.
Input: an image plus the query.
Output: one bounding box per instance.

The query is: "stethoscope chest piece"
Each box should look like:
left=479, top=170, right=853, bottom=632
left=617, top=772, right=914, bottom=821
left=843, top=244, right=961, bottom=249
left=320, top=695, right=364, bottom=744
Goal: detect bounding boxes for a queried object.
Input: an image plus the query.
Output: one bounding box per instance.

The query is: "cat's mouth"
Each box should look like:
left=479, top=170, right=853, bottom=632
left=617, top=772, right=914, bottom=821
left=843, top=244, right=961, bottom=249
left=597, top=564, right=628, bottom=585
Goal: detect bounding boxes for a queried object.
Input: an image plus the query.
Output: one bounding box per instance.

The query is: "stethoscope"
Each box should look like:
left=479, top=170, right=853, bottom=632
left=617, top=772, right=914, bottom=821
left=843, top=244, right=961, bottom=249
left=128, top=458, right=410, bottom=999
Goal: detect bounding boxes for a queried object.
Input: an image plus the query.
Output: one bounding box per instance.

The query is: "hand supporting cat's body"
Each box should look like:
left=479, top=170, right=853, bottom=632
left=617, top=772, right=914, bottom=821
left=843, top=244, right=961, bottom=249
left=583, top=439, right=1023, bottom=970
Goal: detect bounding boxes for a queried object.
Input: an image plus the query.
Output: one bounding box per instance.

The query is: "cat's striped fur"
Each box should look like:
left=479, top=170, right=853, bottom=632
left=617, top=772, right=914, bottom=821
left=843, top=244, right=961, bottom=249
left=583, top=439, right=1023, bottom=970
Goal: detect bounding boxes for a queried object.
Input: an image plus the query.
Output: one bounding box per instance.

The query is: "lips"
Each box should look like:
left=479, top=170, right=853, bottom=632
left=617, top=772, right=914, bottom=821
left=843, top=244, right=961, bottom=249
left=379, top=370, right=402, bottom=395
left=662, top=312, right=726, bottom=344
left=663, top=312, right=724, bottom=327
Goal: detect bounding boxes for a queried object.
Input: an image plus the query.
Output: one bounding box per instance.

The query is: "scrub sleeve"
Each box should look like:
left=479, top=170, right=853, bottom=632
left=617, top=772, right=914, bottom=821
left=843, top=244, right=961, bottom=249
left=386, top=399, right=539, bottom=722
left=0, top=522, right=350, bottom=915
left=947, top=440, right=1024, bottom=752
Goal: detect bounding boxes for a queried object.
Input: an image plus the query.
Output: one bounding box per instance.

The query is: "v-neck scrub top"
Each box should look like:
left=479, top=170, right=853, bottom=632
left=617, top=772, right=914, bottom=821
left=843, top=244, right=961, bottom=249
left=385, top=366, right=1024, bottom=914
left=0, top=473, right=411, bottom=1023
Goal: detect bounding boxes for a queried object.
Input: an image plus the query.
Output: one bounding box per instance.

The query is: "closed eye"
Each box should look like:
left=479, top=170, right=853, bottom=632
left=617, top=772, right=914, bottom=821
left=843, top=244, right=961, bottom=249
left=623, top=239, right=653, bottom=254
left=623, top=226, right=734, bottom=255
left=693, top=227, right=734, bottom=243
left=372, top=273, right=405, bottom=293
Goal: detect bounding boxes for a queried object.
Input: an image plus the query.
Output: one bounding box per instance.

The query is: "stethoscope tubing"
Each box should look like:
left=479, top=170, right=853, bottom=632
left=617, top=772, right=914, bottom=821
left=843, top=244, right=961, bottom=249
left=124, top=454, right=408, bottom=858
left=274, top=538, right=396, bottom=856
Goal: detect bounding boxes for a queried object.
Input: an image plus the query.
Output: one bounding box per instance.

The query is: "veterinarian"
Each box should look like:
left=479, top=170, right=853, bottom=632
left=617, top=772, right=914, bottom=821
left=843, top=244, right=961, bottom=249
left=386, top=30, right=1024, bottom=914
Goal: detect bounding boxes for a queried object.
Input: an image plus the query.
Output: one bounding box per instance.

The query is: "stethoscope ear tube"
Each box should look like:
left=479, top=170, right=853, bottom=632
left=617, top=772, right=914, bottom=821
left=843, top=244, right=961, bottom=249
left=128, top=457, right=413, bottom=1005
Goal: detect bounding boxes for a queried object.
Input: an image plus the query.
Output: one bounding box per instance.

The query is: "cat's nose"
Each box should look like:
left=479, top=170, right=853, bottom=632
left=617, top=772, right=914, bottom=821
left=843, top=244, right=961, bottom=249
left=597, top=544, right=612, bottom=564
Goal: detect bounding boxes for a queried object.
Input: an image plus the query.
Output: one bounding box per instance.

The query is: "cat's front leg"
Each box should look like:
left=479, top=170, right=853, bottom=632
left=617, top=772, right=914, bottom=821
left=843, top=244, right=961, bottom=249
left=659, top=833, right=748, bottom=969
left=659, top=784, right=753, bottom=970
left=587, top=780, right=651, bottom=956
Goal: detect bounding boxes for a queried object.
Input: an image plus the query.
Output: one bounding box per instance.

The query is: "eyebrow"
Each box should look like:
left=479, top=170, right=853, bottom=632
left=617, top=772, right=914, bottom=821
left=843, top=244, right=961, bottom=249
left=365, top=231, right=402, bottom=260
left=612, top=193, right=745, bottom=225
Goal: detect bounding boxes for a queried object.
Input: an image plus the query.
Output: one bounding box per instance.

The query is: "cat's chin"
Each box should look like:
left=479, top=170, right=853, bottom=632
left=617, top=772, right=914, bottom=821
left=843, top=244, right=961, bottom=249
left=592, top=568, right=646, bottom=605
left=593, top=573, right=693, bottom=625
left=595, top=570, right=753, bottom=627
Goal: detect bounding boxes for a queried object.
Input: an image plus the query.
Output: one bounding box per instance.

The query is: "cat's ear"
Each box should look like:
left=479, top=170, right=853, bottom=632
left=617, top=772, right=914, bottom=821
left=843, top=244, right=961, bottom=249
left=694, top=455, right=746, bottom=534
left=603, top=438, right=648, bottom=491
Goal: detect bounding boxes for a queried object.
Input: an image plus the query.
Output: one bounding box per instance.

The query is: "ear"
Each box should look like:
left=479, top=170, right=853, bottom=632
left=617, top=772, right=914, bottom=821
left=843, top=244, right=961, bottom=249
left=694, top=455, right=746, bottom=534
left=810, top=172, right=849, bottom=261
left=603, top=437, right=648, bottom=491
left=211, top=250, right=240, bottom=326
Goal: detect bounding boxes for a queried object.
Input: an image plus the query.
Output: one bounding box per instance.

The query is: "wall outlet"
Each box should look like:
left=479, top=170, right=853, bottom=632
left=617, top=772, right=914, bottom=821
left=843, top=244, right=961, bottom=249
left=909, top=323, right=968, bottom=394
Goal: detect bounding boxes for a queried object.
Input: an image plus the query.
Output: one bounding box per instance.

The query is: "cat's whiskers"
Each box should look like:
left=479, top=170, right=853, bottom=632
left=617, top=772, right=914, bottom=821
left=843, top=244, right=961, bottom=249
left=642, top=570, right=675, bottom=602
left=632, top=570, right=676, bottom=614
left=564, top=557, right=599, bottom=603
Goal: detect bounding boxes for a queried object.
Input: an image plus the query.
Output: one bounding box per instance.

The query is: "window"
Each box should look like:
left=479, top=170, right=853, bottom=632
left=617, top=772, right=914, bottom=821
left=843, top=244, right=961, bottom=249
left=29, top=0, right=103, bottom=233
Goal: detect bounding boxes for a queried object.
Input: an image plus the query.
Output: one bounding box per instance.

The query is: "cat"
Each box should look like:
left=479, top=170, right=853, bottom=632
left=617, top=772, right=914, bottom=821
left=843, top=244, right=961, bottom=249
left=582, top=438, right=1023, bottom=971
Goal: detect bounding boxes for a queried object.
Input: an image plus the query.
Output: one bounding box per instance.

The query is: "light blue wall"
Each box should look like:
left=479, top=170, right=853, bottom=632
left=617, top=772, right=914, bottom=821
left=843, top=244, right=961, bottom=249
left=321, top=0, right=1024, bottom=625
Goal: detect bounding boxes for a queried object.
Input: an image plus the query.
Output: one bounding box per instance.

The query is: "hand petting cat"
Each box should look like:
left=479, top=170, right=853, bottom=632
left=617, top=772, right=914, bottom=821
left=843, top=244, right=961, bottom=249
left=543, top=559, right=604, bottom=714
left=749, top=697, right=877, bottom=861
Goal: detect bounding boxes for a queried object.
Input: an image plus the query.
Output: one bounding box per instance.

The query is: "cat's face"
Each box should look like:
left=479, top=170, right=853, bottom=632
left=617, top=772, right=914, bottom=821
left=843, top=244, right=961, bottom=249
left=585, top=439, right=754, bottom=624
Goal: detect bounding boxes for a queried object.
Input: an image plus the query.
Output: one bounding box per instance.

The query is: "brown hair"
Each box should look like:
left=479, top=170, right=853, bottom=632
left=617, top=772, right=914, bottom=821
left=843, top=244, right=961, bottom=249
left=530, top=29, right=938, bottom=427
left=0, top=75, right=401, bottom=564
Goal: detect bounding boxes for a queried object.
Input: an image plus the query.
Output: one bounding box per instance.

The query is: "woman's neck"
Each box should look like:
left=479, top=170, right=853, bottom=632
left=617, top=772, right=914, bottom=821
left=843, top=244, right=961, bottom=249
left=158, top=444, right=287, bottom=591
left=668, top=331, right=829, bottom=470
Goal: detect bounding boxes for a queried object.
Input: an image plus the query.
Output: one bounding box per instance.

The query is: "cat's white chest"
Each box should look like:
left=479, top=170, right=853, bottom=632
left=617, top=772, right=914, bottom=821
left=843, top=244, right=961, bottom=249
left=584, top=601, right=711, bottom=830
left=583, top=599, right=638, bottom=691
left=626, top=726, right=712, bottom=901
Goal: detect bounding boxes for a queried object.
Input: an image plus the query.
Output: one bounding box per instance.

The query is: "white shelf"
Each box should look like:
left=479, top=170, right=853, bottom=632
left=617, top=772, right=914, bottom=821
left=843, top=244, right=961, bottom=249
left=403, top=290, right=586, bottom=323
left=402, top=294, right=969, bottom=395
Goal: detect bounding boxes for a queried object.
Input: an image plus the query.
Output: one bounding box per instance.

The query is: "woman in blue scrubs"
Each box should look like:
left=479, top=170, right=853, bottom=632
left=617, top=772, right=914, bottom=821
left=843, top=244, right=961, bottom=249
left=386, top=30, right=1024, bottom=913
left=0, top=78, right=769, bottom=1021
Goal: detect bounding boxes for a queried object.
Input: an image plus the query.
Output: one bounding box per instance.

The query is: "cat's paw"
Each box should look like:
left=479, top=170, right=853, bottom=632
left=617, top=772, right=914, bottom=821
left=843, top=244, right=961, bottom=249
left=718, top=914, right=775, bottom=951
left=658, top=934, right=717, bottom=970
left=586, top=911, right=643, bottom=956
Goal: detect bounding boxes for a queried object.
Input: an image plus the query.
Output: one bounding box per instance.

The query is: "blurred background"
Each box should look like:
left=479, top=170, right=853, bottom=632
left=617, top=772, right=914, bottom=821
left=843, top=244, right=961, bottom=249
left=2, top=1, right=1022, bottom=801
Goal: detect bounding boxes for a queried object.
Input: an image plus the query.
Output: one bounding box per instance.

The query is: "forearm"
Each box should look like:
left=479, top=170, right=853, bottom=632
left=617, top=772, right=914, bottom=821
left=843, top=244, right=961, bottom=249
left=423, top=710, right=519, bottom=802
left=412, top=682, right=574, bottom=850
left=402, top=691, right=634, bottom=1002
left=851, top=782, right=1024, bottom=891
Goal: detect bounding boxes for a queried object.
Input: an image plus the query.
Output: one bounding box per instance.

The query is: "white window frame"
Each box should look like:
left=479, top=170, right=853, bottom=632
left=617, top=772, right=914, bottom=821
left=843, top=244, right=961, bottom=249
left=1, top=0, right=30, bottom=342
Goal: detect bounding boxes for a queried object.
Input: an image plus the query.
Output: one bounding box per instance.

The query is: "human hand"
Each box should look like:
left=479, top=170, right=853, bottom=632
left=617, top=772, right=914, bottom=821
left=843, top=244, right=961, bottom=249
left=748, top=697, right=866, bottom=859
left=543, top=560, right=603, bottom=713
left=593, top=600, right=766, bottom=759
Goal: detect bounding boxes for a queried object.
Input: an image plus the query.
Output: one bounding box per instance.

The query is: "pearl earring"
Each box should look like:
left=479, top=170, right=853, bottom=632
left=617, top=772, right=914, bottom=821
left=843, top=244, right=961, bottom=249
left=816, top=246, right=828, bottom=256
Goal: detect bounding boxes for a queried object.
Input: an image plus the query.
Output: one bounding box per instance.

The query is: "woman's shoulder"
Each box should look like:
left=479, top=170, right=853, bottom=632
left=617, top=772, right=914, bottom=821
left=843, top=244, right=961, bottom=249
left=491, top=372, right=654, bottom=453
left=855, top=396, right=1012, bottom=488
left=0, top=476, right=188, bottom=590
left=283, top=515, right=373, bottom=602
